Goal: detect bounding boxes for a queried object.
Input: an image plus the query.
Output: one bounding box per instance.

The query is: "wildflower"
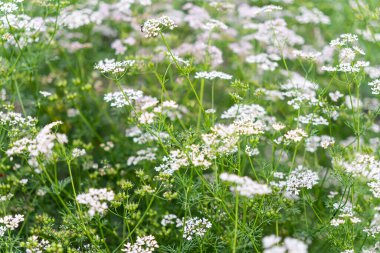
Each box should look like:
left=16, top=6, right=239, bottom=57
left=194, top=71, right=232, bottom=80
left=284, top=166, right=319, bottom=195
left=263, top=235, right=308, bottom=253
left=284, top=128, right=308, bottom=143
left=161, top=214, right=183, bottom=227
left=329, top=91, right=343, bottom=102
left=94, top=59, right=135, bottom=74
left=0, top=2, right=18, bottom=14
left=246, top=53, right=280, bottom=71
left=295, top=7, right=330, bottom=24
left=76, top=188, right=115, bottom=217
left=220, top=173, right=272, bottom=197
left=330, top=34, right=359, bottom=47
left=142, top=16, right=176, bottom=38
left=331, top=218, right=345, bottom=226
left=72, top=148, right=86, bottom=158
left=104, top=89, right=143, bottom=108
left=39, top=91, right=52, bottom=97
left=183, top=217, right=212, bottom=240
left=369, top=79, right=380, bottom=95
left=122, top=235, right=159, bottom=253
left=0, top=214, right=24, bottom=230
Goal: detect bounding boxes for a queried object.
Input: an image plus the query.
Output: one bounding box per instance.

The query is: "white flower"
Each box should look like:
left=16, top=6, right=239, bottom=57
left=94, top=59, right=135, bottom=74
left=369, top=79, right=380, bottom=95
left=0, top=214, right=24, bottom=230
left=142, top=16, right=176, bottom=38
left=284, top=128, right=308, bottom=143
left=331, top=218, right=345, bottom=226
left=220, top=173, right=272, bottom=197
left=104, top=89, right=143, bottom=108
left=194, top=71, right=232, bottom=80
left=40, top=91, right=52, bottom=97
left=76, top=188, right=115, bottom=217
left=72, top=148, right=86, bottom=158
left=183, top=217, right=212, bottom=240
left=122, top=235, right=159, bottom=253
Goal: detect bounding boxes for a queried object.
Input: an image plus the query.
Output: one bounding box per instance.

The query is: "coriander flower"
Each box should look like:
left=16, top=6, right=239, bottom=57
left=194, top=71, right=232, bottom=80
left=142, top=16, right=176, bottom=38
left=369, top=79, right=380, bottom=95
left=183, top=217, right=212, bottom=240
left=94, top=59, right=135, bottom=75
left=122, top=235, right=159, bottom=253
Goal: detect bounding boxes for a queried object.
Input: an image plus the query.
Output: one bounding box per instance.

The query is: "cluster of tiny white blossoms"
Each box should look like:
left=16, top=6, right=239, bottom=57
left=154, top=149, right=189, bottom=175
left=122, top=235, right=159, bottom=253
left=0, top=1, right=19, bottom=14
left=76, top=188, right=115, bottom=217
left=194, top=71, right=233, bottom=80
left=337, top=154, right=380, bottom=199
left=104, top=89, right=143, bottom=108
left=330, top=202, right=361, bottom=227
left=271, top=166, right=319, bottom=196
left=246, top=53, right=280, bottom=71
left=283, top=128, right=308, bottom=143
left=94, top=58, right=135, bottom=75
left=160, top=214, right=183, bottom=227
left=368, top=79, right=380, bottom=95
left=183, top=217, right=212, bottom=240
left=0, top=214, right=24, bottom=236
left=305, top=135, right=335, bottom=152
left=23, top=235, right=51, bottom=253
left=72, top=148, right=86, bottom=158
left=6, top=121, right=66, bottom=158
left=262, top=235, right=308, bottom=253
left=220, top=173, right=272, bottom=197
left=142, top=16, right=176, bottom=38
left=0, top=111, right=36, bottom=130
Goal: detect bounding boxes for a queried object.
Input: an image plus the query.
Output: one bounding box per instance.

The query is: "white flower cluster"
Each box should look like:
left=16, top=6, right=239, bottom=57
left=246, top=53, right=280, bottom=71
left=296, top=113, right=329, bottom=126
left=160, top=214, right=183, bottom=227
left=0, top=111, right=36, bottom=130
left=330, top=34, right=359, bottom=47
left=6, top=121, right=66, bottom=158
left=0, top=1, right=18, bottom=14
left=122, top=235, right=159, bottom=253
left=142, top=16, right=176, bottom=38
left=293, top=50, right=322, bottom=60
left=221, top=104, right=266, bottom=120
left=322, top=62, right=369, bottom=73
left=76, top=188, right=115, bottom=217
left=183, top=217, right=212, bottom=241
left=0, top=214, right=24, bottom=235
left=330, top=202, right=361, bottom=227
left=272, top=166, right=319, bottom=196
left=24, top=235, right=51, bottom=253
left=220, top=173, right=272, bottom=197
left=94, top=59, right=135, bottom=75
left=306, top=135, right=335, bottom=152
left=194, top=71, right=232, bottom=80
left=126, top=127, right=170, bottom=145
left=262, top=235, right=308, bottom=253
left=127, top=147, right=157, bottom=166
left=338, top=154, right=380, bottom=180
left=295, top=7, right=330, bottom=24
left=363, top=211, right=380, bottom=238
left=284, top=128, right=308, bottom=143
left=104, top=89, right=143, bottom=108
left=72, top=148, right=86, bottom=158
left=154, top=150, right=189, bottom=175
left=201, top=119, right=265, bottom=158
left=368, top=79, right=380, bottom=95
